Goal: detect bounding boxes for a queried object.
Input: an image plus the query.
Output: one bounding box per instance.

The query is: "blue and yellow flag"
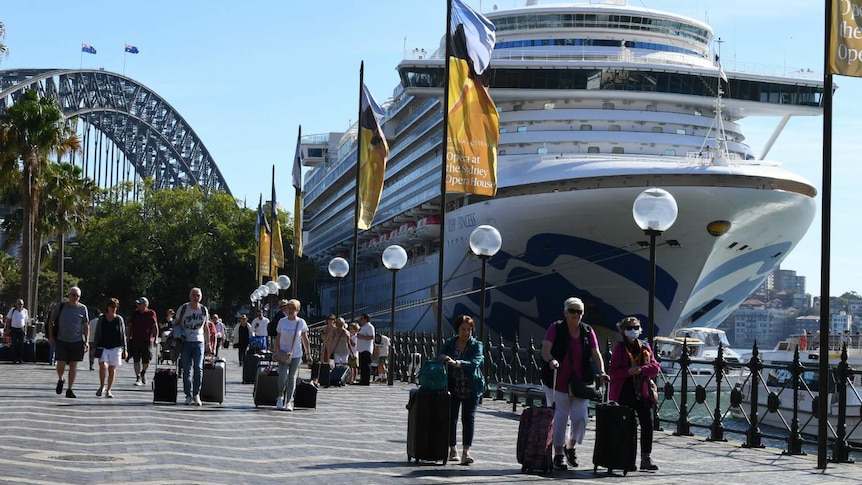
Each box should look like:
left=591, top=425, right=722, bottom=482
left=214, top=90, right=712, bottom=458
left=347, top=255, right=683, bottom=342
left=357, top=84, right=389, bottom=230
left=446, top=0, right=499, bottom=196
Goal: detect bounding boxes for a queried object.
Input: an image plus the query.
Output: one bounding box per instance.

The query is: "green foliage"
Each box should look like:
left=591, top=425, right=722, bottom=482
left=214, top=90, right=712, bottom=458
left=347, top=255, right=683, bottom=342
left=66, top=182, right=258, bottom=317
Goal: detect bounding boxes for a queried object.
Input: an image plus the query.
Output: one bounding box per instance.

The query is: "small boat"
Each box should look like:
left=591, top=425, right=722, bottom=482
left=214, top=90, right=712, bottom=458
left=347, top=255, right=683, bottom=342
left=415, top=216, right=440, bottom=241
left=732, top=338, right=862, bottom=443
left=654, top=327, right=746, bottom=390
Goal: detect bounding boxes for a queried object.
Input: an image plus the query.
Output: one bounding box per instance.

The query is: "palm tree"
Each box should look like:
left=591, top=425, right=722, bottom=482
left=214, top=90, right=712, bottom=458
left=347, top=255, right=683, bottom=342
left=0, top=90, right=80, bottom=307
left=42, top=162, right=98, bottom=302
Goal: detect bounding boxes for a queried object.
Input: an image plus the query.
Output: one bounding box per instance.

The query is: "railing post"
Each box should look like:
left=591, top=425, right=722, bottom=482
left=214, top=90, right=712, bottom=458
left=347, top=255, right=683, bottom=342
left=743, top=341, right=764, bottom=449
left=830, top=343, right=853, bottom=463
left=527, top=336, right=539, bottom=385
left=674, top=338, right=692, bottom=436
left=785, top=345, right=805, bottom=455
left=483, top=331, right=492, bottom=397
left=708, top=342, right=726, bottom=442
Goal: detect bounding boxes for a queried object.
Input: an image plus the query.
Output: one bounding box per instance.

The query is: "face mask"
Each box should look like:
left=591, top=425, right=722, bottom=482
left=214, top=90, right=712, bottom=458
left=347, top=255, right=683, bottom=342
left=624, top=329, right=640, bottom=339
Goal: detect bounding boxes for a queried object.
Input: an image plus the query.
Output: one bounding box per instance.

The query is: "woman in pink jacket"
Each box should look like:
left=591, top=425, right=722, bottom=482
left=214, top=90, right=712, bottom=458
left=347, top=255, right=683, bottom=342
left=608, top=316, right=661, bottom=471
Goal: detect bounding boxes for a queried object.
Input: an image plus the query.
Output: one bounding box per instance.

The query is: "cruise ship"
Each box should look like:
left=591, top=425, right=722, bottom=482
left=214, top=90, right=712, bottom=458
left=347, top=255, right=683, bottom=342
left=300, top=0, right=823, bottom=343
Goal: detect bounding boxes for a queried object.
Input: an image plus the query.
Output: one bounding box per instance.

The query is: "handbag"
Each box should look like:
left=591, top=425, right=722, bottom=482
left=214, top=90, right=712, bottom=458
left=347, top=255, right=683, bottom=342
left=648, top=378, right=658, bottom=403
left=347, top=354, right=359, bottom=368
left=568, top=377, right=601, bottom=400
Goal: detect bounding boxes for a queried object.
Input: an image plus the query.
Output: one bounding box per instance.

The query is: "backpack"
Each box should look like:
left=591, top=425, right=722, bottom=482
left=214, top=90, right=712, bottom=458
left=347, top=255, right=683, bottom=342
left=46, top=301, right=66, bottom=340
left=417, top=360, right=448, bottom=391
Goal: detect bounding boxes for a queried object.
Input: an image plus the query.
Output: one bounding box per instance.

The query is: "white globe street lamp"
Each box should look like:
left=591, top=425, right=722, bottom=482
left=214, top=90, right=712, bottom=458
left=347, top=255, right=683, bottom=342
left=382, top=245, right=408, bottom=386
left=469, top=225, right=502, bottom=344
left=276, top=275, right=292, bottom=290
left=328, top=257, right=350, bottom=318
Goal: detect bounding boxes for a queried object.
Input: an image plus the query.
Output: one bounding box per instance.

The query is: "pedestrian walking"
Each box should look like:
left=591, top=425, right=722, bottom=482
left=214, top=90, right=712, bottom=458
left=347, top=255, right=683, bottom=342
left=608, top=316, right=660, bottom=471
left=4, top=299, right=30, bottom=364
left=87, top=309, right=102, bottom=370
left=95, top=298, right=128, bottom=399
left=274, top=299, right=311, bottom=411
left=374, top=332, right=391, bottom=383
left=214, top=314, right=226, bottom=357
left=47, top=287, right=90, bottom=398
left=174, top=287, right=212, bottom=406
left=128, top=297, right=159, bottom=386
left=438, top=315, right=485, bottom=465
left=356, top=314, right=375, bottom=385
left=232, top=314, right=251, bottom=365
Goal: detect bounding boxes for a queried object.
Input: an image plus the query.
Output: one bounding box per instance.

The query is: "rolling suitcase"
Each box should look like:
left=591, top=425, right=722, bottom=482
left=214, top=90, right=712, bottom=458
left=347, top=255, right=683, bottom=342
left=153, top=366, right=178, bottom=404
left=200, top=358, right=226, bottom=404
left=592, top=399, right=637, bottom=475
left=35, top=339, right=51, bottom=363
left=22, top=338, right=36, bottom=363
left=330, top=365, right=349, bottom=387
left=293, top=379, right=317, bottom=408
left=516, top=403, right=555, bottom=473
left=253, top=365, right=280, bottom=407
left=243, top=351, right=271, bottom=384
left=406, top=388, right=450, bottom=464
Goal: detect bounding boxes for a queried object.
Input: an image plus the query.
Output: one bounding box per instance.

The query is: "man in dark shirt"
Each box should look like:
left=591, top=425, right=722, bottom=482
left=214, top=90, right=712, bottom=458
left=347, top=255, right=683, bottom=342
left=127, top=297, right=159, bottom=386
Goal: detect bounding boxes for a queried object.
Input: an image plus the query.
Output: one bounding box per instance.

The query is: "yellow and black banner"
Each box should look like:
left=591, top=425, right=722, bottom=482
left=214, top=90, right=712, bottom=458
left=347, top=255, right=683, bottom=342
left=357, top=83, right=389, bottom=230
left=830, top=0, right=862, bottom=77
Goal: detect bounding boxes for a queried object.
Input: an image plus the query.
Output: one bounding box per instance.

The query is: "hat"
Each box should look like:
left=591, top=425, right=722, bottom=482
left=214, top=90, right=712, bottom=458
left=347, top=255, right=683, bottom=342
left=135, top=297, right=149, bottom=306
left=278, top=299, right=290, bottom=308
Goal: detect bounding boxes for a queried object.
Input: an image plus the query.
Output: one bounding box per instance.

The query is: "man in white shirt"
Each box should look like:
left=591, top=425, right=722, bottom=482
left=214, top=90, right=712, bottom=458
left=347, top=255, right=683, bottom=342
left=250, top=309, right=270, bottom=351
left=356, top=314, right=375, bottom=386
left=4, top=299, right=29, bottom=364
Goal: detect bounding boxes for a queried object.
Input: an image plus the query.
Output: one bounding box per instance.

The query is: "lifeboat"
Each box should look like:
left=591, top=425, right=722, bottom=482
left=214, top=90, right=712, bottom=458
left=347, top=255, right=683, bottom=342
left=416, top=216, right=441, bottom=241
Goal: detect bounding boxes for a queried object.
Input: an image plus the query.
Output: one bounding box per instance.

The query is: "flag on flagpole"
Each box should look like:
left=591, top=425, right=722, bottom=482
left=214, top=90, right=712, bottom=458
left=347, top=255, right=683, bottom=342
left=81, top=44, right=97, bottom=54
left=292, top=126, right=304, bottom=258
left=446, top=0, right=499, bottom=196
left=255, top=197, right=271, bottom=283
left=829, top=0, right=862, bottom=77
left=125, top=44, right=139, bottom=54
left=357, top=83, right=390, bottom=230
left=270, top=168, right=285, bottom=280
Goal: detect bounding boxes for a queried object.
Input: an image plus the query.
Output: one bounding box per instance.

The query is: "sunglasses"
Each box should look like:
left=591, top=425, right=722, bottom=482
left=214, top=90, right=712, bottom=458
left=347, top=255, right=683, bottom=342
left=625, top=326, right=641, bottom=331
left=566, top=308, right=583, bottom=315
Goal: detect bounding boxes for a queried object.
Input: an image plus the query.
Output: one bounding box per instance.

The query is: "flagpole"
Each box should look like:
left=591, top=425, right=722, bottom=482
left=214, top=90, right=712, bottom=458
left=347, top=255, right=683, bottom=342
left=351, top=62, right=364, bottom=323
left=817, top=0, right=834, bottom=470
left=269, top=165, right=276, bottom=285
left=293, top=126, right=301, bottom=300
left=435, top=0, right=455, bottom=351
left=123, top=48, right=126, bottom=76
left=79, top=45, right=83, bottom=69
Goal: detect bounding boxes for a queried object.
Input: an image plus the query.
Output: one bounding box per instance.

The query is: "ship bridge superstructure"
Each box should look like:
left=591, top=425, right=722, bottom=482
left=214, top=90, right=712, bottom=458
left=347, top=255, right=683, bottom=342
left=0, top=68, right=230, bottom=194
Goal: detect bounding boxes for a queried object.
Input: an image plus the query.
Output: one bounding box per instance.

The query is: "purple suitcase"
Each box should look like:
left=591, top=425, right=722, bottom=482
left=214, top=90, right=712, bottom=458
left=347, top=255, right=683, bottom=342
left=516, top=404, right=555, bottom=473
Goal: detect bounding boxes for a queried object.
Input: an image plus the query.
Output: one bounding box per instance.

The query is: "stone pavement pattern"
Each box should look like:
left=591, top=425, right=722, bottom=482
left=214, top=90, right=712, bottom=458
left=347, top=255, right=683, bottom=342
left=1, top=359, right=861, bottom=484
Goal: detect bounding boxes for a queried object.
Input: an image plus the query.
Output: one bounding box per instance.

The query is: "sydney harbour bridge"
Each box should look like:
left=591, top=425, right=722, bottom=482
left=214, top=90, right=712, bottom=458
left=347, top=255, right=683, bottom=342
left=0, top=68, right=230, bottom=195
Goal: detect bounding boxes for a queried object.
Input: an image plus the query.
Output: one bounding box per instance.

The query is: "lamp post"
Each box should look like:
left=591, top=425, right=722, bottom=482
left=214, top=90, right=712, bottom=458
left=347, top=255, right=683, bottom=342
left=328, top=257, right=349, bottom=318
left=382, top=244, right=408, bottom=386
left=632, top=188, right=678, bottom=348
left=469, top=225, right=502, bottom=344
left=276, top=275, right=292, bottom=301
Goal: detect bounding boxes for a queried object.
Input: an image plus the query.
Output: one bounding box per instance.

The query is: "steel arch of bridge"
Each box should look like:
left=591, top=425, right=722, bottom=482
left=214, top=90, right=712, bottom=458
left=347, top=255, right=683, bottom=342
left=0, top=68, right=231, bottom=194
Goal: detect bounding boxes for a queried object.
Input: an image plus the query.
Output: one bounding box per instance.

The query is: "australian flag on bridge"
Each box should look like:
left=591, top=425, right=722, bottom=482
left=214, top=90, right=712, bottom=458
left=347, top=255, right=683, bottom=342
left=81, top=43, right=97, bottom=54
left=125, top=44, right=139, bottom=54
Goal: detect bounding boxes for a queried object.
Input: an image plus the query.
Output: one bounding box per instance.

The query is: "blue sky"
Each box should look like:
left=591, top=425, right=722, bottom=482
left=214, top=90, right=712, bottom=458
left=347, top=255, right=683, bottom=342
left=1, top=1, right=859, bottom=297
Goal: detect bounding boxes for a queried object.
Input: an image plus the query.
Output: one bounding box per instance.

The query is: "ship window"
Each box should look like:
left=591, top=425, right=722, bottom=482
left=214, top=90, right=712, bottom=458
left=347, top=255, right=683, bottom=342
left=609, top=124, right=621, bottom=131
left=646, top=105, right=657, bottom=111
left=611, top=147, right=624, bottom=154
left=517, top=126, right=527, bottom=132
left=513, top=104, right=523, bottom=111
left=603, top=102, right=615, bottom=110
left=580, top=124, right=593, bottom=131
left=652, top=126, right=664, bottom=133
left=664, top=149, right=676, bottom=156
left=538, top=147, right=548, bottom=154
left=500, top=127, right=507, bottom=134
left=499, top=149, right=506, bottom=155
left=676, top=128, right=687, bottom=135
left=587, top=146, right=600, bottom=153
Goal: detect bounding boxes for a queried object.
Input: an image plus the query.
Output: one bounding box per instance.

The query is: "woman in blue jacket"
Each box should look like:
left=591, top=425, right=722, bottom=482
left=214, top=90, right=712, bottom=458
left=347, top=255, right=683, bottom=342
left=438, top=314, right=485, bottom=465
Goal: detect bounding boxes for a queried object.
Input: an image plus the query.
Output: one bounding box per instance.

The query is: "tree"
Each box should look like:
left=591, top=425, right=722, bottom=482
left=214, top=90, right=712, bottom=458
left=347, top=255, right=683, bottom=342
left=0, top=90, right=79, bottom=308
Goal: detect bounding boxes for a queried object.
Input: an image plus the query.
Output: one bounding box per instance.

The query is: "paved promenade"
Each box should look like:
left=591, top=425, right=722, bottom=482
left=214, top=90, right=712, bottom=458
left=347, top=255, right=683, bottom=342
left=1, top=358, right=861, bottom=485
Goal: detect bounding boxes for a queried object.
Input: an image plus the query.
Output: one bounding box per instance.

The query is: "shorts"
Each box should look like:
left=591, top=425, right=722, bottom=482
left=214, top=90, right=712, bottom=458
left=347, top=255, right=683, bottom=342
left=55, top=340, right=85, bottom=363
left=99, top=347, right=124, bottom=367
left=378, top=356, right=389, bottom=367
left=130, top=339, right=153, bottom=363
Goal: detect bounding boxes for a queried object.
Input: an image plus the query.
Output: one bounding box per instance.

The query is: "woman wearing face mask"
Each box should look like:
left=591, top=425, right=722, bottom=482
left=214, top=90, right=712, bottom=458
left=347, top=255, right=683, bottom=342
left=608, top=316, right=661, bottom=471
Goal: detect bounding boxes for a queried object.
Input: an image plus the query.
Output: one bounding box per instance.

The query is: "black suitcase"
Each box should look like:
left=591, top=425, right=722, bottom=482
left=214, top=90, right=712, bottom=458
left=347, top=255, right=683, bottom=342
left=330, top=365, right=349, bottom=387
left=200, top=359, right=226, bottom=404
left=22, top=338, right=36, bottom=362
left=253, top=365, right=280, bottom=407
left=35, top=339, right=51, bottom=363
left=406, top=389, right=450, bottom=464
left=310, top=361, right=330, bottom=387
left=243, top=351, right=271, bottom=384
left=152, top=366, right=178, bottom=404
left=592, top=402, right=637, bottom=475
left=293, top=379, right=317, bottom=408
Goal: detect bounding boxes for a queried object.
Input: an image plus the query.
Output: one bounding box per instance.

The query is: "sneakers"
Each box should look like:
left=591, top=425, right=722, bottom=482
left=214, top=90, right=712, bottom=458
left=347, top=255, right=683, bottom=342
left=96, top=386, right=103, bottom=397
left=276, top=397, right=284, bottom=410
left=106, top=391, right=114, bottom=399
left=564, top=446, right=578, bottom=467
left=193, top=395, right=202, bottom=406
left=65, top=389, right=76, bottom=399
left=185, top=395, right=192, bottom=405
left=460, top=452, right=474, bottom=465
left=134, top=376, right=143, bottom=386
left=55, top=379, right=64, bottom=395
left=553, top=454, right=568, bottom=470
left=285, top=401, right=294, bottom=411
left=640, top=457, right=658, bottom=471
left=448, top=449, right=460, bottom=463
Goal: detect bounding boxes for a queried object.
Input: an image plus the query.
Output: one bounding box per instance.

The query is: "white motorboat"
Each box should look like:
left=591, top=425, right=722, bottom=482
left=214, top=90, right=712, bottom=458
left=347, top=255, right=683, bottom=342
left=654, top=327, right=746, bottom=390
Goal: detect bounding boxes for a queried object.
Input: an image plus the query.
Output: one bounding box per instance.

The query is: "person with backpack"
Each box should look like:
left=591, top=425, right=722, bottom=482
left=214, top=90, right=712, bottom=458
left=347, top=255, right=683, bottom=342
left=94, top=298, right=128, bottom=398
left=540, top=297, right=608, bottom=470
left=47, top=287, right=90, bottom=398
left=438, top=314, right=485, bottom=465
left=173, top=287, right=212, bottom=406
left=4, top=299, right=29, bottom=364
